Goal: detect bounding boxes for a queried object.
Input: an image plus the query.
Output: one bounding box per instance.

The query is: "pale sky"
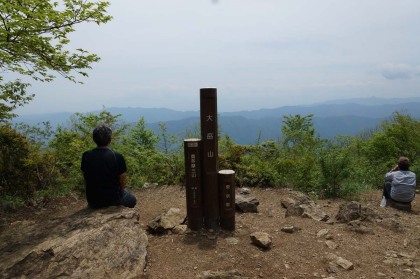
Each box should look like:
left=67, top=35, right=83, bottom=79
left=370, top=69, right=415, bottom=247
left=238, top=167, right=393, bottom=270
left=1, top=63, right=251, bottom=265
left=14, top=0, right=420, bottom=115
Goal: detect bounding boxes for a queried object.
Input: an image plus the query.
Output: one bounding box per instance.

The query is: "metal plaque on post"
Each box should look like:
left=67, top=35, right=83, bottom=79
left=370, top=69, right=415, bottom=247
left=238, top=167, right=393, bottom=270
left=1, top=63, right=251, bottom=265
left=200, top=88, right=219, bottom=230
left=218, top=170, right=236, bottom=231
left=184, top=138, right=203, bottom=230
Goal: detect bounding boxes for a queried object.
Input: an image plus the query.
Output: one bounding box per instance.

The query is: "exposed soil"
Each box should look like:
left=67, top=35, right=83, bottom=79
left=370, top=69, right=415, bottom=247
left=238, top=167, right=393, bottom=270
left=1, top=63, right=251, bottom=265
left=1, top=186, right=420, bottom=279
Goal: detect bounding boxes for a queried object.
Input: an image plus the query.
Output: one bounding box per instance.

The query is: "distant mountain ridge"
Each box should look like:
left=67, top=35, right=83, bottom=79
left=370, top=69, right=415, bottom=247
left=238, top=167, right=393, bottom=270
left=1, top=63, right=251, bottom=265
left=13, top=97, right=420, bottom=144
left=221, top=102, right=420, bottom=119
left=146, top=115, right=384, bottom=144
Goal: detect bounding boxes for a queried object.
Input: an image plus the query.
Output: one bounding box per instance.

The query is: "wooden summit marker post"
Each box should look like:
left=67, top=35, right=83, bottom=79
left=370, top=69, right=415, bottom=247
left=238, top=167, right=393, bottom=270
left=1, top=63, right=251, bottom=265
left=200, top=88, right=219, bottom=230
left=184, top=138, right=203, bottom=230
left=218, top=170, right=235, bottom=231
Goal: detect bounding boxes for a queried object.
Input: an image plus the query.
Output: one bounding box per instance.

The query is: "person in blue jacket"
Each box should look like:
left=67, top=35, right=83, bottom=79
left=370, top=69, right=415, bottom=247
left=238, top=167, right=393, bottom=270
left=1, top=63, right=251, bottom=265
left=81, top=125, right=137, bottom=209
left=381, top=156, right=416, bottom=207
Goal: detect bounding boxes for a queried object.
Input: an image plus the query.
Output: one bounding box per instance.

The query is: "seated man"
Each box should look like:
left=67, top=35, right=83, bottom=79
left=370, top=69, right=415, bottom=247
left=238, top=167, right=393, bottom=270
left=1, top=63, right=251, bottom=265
left=381, top=156, right=416, bottom=207
left=81, top=125, right=137, bottom=208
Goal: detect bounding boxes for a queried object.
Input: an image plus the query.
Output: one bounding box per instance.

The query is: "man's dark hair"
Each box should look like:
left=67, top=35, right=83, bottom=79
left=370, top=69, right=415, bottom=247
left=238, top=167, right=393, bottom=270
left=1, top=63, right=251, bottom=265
left=398, top=156, right=410, bottom=171
left=93, top=125, right=112, bottom=147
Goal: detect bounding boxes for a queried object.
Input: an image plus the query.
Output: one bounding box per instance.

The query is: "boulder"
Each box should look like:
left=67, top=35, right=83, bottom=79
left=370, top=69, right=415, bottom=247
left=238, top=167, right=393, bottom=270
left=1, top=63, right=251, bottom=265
left=335, top=201, right=377, bottom=223
left=147, top=208, right=186, bottom=234
left=0, top=206, right=148, bottom=279
left=235, top=194, right=259, bottom=213
left=280, top=191, right=329, bottom=222
left=387, top=199, right=412, bottom=211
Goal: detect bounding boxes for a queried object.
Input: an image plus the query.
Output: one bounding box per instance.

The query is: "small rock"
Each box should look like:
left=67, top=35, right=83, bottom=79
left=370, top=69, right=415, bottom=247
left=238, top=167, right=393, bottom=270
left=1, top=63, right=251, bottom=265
left=172, top=225, right=187, bottom=234
left=326, top=253, right=354, bottom=270
left=325, top=240, right=338, bottom=249
left=225, top=237, right=240, bottom=245
left=383, top=258, right=413, bottom=267
left=250, top=232, right=272, bottom=249
left=317, top=229, right=329, bottom=238
left=281, top=226, right=301, bottom=233
left=326, top=263, right=340, bottom=274
left=377, top=272, right=387, bottom=277
left=336, top=257, right=354, bottom=270
left=143, top=182, right=158, bottom=188
left=198, top=270, right=243, bottom=279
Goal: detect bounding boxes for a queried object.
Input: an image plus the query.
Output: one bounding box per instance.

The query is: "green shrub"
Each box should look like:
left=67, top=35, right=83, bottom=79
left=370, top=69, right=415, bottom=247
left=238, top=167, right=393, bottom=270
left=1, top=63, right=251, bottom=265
left=0, top=124, right=34, bottom=199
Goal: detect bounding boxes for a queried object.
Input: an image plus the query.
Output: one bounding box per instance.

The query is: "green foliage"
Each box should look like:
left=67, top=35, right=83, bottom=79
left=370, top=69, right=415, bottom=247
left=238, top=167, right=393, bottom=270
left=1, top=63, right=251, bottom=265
left=0, top=0, right=111, bottom=121
left=120, top=118, right=162, bottom=187
left=0, top=79, right=34, bottom=121
left=278, top=114, right=320, bottom=191
left=381, top=112, right=420, bottom=162
left=237, top=155, right=279, bottom=187
left=361, top=112, right=420, bottom=187
left=239, top=141, right=280, bottom=187
left=156, top=123, right=184, bottom=185
left=0, top=124, right=34, bottom=198
left=219, top=134, right=246, bottom=171
left=2, top=110, right=419, bottom=206
left=0, top=0, right=112, bottom=81
left=317, top=136, right=352, bottom=198
left=281, top=114, right=316, bottom=148
left=338, top=182, right=371, bottom=201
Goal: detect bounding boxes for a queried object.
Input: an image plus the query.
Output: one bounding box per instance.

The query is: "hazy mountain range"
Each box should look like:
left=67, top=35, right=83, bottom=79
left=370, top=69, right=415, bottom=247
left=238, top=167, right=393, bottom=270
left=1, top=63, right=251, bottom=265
left=14, top=97, right=420, bottom=144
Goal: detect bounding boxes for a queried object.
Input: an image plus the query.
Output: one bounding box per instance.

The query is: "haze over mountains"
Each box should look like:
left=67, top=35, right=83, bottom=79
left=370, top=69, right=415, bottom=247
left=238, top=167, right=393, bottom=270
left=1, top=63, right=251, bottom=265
left=14, top=97, right=420, bottom=144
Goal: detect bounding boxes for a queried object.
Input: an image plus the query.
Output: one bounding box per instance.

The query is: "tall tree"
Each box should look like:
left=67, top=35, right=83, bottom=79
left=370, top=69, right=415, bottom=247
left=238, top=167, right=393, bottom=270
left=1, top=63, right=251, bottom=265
left=0, top=0, right=112, bottom=121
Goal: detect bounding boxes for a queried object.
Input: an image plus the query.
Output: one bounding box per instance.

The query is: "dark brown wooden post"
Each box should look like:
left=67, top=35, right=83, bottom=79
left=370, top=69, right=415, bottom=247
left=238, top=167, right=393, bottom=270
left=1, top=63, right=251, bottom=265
left=218, top=170, right=235, bottom=231
left=200, top=88, right=219, bottom=230
left=184, top=138, right=203, bottom=230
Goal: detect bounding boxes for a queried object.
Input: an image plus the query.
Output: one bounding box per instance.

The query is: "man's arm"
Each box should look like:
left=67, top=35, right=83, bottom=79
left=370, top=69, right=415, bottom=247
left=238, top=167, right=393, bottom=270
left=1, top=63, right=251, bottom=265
left=384, top=165, right=399, bottom=181
left=119, top=173, right=127, bottom=189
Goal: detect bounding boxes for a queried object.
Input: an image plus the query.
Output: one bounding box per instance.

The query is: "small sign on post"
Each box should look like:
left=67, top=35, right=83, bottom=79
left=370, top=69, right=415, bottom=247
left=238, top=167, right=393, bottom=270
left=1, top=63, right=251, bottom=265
left=184, top=138, right=203, bottom=230
left=200, top=88, right=219, bottom=230
left=218, top=170, right=236, bottom=231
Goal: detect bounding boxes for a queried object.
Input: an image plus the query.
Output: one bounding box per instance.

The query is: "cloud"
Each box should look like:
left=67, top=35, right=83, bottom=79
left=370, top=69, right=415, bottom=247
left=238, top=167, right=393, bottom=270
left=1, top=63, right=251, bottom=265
left=380, top=63, right=420, bottom=80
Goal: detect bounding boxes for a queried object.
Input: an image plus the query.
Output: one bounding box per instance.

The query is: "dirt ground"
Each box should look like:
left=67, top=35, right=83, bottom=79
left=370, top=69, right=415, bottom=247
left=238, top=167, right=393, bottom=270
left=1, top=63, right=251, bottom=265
left=1, top=186, right=420, bottom=279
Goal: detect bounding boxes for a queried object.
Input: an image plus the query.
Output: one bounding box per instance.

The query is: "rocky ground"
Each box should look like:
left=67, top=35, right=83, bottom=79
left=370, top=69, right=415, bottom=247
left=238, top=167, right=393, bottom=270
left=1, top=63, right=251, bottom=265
left=1, top=185, right=420, bottom=279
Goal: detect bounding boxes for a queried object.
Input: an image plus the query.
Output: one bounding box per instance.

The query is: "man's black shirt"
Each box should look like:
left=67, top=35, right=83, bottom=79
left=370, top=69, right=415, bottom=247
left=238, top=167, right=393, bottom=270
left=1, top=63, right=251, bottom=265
left=81, top=147, right=127, bottom=208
